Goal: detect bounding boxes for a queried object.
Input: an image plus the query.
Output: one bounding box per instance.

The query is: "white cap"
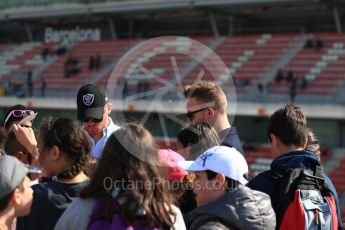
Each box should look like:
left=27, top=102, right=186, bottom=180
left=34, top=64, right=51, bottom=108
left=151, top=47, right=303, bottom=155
left=178, top=146, right=248, bottom=185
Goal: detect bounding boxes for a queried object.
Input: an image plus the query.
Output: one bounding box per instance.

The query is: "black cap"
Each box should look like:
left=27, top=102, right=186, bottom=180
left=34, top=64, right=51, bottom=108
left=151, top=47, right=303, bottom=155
left=77, top=84, right=108, bottom=121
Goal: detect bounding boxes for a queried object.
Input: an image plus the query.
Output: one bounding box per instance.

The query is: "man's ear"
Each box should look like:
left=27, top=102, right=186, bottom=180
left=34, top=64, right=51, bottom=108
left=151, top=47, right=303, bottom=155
left=270, top=133, right=278, bottom=147
left=215, top=173, right=226, bottom=188
left=270, top=133, right=282, bottom=157
left=302, top=140, right=308, bottom=149
left=106, top=103, right=112, bottom=115
left=186, top=143, right=192, bottom=157
left=15, top=152, right=27, bottom=163
left=206, top=107, right=216, bottom=119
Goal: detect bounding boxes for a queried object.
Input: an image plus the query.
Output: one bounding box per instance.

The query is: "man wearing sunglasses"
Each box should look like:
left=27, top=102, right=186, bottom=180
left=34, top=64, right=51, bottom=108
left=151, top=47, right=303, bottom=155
left=77, top=84, right=119, bottom=158
left=183, top=81, right=244, bottom=155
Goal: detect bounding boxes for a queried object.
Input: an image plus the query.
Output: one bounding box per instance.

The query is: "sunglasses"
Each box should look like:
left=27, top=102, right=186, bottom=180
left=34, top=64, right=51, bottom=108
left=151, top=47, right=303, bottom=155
left=4, top=110, right=34, bottom=127
left=84, top=117, right=103, bottom=123
left=186, top=107, right=212, bottom=120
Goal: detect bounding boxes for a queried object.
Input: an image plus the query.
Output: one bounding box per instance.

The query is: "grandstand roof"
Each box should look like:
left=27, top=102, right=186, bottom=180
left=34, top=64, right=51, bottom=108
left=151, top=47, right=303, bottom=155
left=0, top=0, right=343, bottom=20
left=0, top=0, right=342, bottom=40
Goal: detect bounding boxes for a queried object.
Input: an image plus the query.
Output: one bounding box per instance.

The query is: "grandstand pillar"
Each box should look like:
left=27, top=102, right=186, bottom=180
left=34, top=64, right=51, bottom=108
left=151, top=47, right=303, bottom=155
left=228, top=16, right=234, bottom=35
left=24, top=23, right=33, bottom=42
left=107, top=17, right=117, bottom=39
left=333, top=6, right=342, bottom=33
left=209, top=12, right=219, bottom=38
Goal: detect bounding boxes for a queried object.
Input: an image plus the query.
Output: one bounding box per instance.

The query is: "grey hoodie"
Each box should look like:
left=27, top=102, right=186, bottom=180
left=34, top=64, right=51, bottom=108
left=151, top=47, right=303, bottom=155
left=184, top=185, right=276, bottom=230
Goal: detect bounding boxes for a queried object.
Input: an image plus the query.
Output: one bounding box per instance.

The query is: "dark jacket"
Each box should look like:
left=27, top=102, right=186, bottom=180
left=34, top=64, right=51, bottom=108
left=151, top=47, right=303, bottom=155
left=17, top=180, right=89, bottom=230
left=218, top=127, right=244, bottom=155
left=247, top=150, right=343, bottom=230
left=184, top=185, right=276, bottom=230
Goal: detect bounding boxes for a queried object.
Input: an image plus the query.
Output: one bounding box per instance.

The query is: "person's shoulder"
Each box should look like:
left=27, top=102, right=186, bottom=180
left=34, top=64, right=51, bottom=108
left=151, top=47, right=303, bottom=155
left=189, top=214, right=233, bottom=230
left=32, top=181, right=69, bottom=206
left=247, top=171, right=275, bottom=194
left=32, top=180, right=62, bottom=191
left=54, top=198, right=96, bottom=230
left=221, top=186, right=276, bottom=230
left=64, top=197, right=96, bottom=214
left=58, top=197, right=96, bottom=219
left=234, top=186, right=275, bottom=215
left=219, top=126, right=244, bottom=154
left=32, top=182, right=51, bottom=196
left=33, top=180, right=87, bottom=196
left=71, top=197, right=96, bottom=207
left=197, top=221, right=231, bottom=230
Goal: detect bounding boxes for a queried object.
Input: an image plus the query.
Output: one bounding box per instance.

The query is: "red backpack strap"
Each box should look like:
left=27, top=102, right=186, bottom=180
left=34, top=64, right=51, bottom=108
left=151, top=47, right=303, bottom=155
left=325, top=196, right=338, bottom=230
left=279, top=189, right=305, bottom=230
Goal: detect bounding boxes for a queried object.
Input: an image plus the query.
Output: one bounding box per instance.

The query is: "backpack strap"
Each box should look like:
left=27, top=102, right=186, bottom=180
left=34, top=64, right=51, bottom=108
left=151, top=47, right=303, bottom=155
left=313, top=165, right=334, bottom=197
left=315, top=165, right=322, bottom=178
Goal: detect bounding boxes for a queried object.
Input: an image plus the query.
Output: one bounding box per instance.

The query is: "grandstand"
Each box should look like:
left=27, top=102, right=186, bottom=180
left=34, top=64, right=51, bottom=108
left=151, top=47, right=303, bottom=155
left=0, top=0, right=345, bottom=224
left=2, top=32, right=345, bottom=101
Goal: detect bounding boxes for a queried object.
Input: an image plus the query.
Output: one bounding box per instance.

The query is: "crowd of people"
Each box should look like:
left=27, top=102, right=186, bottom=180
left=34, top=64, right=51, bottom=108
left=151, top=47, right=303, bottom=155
left=0, top=81, right=343, bottom=230
left=304, top=38, right=324, bottom=50
left=274, top=69, right=311, bottom=102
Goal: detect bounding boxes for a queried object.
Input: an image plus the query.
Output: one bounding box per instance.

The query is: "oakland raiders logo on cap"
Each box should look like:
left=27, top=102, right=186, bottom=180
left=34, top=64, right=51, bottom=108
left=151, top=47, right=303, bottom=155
left=83, top=94, right=94, bottom=106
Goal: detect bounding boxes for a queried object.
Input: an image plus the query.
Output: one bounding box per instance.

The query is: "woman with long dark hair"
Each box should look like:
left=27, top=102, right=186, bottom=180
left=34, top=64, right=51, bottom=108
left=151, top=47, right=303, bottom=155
left=55, top=123, right=185, bottom=230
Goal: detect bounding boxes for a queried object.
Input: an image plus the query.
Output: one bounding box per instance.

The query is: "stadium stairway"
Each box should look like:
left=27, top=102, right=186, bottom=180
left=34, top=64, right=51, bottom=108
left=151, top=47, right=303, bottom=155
left=6, top=42, right=59, bottom=77
left=87, top=39, right=143, bottom=86
left=184, top=33, right=302, bottom=101
left=96, top=36, right=216, bottom=100
left=0, top=43, right=35, bottom=76
left=248, top=34, right=309, bottom=102
left=0, top=42, right=53, bottom=76
left=178, top=37, right=226, bottom=87
left=268, top=32, right=345, bottom=103
left=30, top=42, right=77, bottom=97
left=0, top=42, right=64, bottom=97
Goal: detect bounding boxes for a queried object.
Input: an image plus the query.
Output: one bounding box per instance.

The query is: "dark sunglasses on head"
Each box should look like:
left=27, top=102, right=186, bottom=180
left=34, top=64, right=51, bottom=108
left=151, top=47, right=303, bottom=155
left=84, top=117, right=103, bottom=123
left=186, top=107, right=212, bottom=120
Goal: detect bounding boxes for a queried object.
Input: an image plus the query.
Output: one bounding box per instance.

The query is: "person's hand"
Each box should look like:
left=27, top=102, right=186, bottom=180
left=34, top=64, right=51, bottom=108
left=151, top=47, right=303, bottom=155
left=11, top=124, right=38, bottom=158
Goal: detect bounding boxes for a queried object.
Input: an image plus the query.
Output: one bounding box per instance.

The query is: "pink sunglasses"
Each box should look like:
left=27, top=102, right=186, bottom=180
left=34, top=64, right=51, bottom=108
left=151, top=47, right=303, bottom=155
left=4, top=110, right=34, bottom=127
